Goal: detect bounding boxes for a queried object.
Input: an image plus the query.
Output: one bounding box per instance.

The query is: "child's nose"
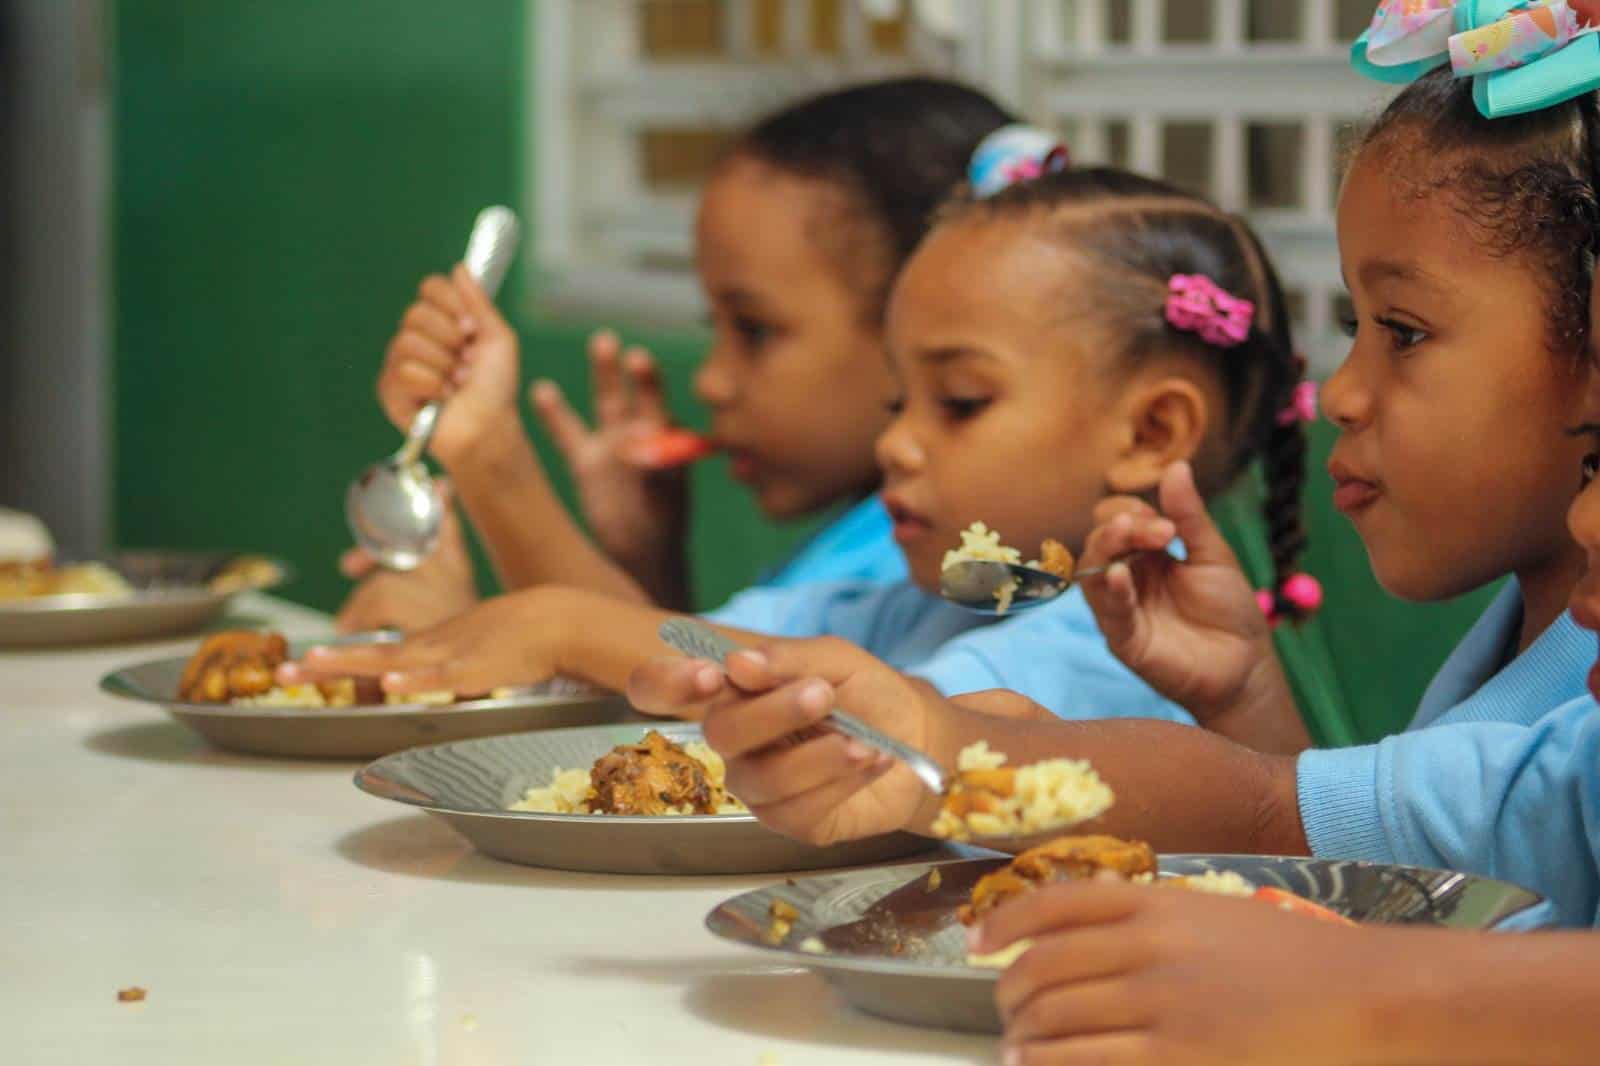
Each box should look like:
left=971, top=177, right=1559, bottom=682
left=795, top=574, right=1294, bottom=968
left=692, top=352, right=736, bottom=408
left=1319, top=355, right=1370, bottom=430
left=874, top=415, right=923, bottom=476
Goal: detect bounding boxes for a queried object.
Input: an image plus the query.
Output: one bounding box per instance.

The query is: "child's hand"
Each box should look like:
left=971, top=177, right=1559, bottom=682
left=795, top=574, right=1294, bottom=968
left=281, top=588, right=553, bottom=697
left=530, top=331, right=688, bottom=578
left=334, top=483, right=478, bottom=634
left=631, top=637, right=943, bottom=846
left=974, top=880, right=1391, bottom=1066
left=1079, top=461, right=1284, bottom=727
left=378, top=264, right=521, bottom=464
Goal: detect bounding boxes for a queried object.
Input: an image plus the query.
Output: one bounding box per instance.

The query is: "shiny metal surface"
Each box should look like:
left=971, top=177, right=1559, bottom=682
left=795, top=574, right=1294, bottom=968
left=0, top=551, right=289, bottom=647
left=100, top=638, right=628, bottom=759
left=344, top=206, right=520, bottom=572
left=708, top=854, right=1546, bottom=1034
left=9, top=595, right=987, bottom=1064
left=356, top=721, right=937, bottom=875
left=939, top=560, right=1070, bottom=614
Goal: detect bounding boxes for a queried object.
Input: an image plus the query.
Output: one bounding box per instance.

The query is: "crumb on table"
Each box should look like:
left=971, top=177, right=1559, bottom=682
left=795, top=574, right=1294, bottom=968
left=117, top=986, right=146, bottom=1003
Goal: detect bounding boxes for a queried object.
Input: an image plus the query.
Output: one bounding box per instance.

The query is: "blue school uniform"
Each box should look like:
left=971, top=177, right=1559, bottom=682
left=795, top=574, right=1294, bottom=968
left=705, top=577, right=1192, bottom=722
left=1296, top=581, right=1600, bottom=927
left=757, top=495, right=907, bottom=589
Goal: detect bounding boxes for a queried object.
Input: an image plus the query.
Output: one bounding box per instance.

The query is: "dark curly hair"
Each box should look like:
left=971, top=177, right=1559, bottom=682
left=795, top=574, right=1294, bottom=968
left=1357, top=68, right=1600, bottom=363
left=938, top=168, right=1311, bottom=617
left=730, top=77, right=1017, bottom=323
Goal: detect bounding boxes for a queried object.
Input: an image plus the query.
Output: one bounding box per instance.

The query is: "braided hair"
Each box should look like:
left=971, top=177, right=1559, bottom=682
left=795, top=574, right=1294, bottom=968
left=940, top=167, right=1313, bottom=619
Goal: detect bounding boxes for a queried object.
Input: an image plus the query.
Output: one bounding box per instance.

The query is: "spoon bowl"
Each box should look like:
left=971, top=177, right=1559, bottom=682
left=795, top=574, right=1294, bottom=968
left=345, top=206, right=520, bottom=571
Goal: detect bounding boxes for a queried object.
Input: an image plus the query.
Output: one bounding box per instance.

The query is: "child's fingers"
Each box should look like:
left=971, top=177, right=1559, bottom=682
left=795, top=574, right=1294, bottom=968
left=700, top=677, right=836, bottom=760
left=723, top=648, right=785, bottom=693
left=340, top=547, right=378, bottom=580
left=1080, top=512, right=1175, bottom=573
left=1090, top=495, right=1159, bottom=529
left=1002, top=977, right=1147, bottom=1042
left=623, top=347, right=670, bottom=424
left=530, top=380, right=594, bottom=460
left=626, top=656, right=727, bottom=715
left=1003, top=1031, right=1150, bottom=1066
left=418, top=274, right=467, bottom=320
left=740, top=758, right=895, bottom=846
left=718, top=732, right=872, bottom=808
left=401, top=300, right=468, bottom=351
left=335, top=581, right=397, bottom=636
left=387, top=330, right=457, bottom=377
left=588, top=330, right=629, bottom=425
left=976, top=880, right=1146, bottom=955
left=381, top=661, right=478, bottom=697
left=1158, top=461, right=1240, bottom=569
left=388, top=360, right=452, bottom=408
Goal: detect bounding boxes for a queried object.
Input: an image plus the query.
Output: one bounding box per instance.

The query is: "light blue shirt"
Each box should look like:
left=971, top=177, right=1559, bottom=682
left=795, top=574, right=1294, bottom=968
left=706, top=579, right=1192, bottom=723
left=1297, top=581, right=1600, bottom=927
left=757, top=495, right=907, bottom=589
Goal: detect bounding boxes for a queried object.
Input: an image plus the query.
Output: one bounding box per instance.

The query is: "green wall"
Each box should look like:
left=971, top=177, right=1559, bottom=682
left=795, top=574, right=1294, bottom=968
left=112, top=2, right=1497, bottom=744
left=112, top=0, right=816, bottom=615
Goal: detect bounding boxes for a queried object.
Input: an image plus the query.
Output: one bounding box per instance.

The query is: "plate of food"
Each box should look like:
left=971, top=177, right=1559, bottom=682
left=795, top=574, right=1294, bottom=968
left=705, top=840, right=1546, bottom=1034
left=353, top=722, right=937, bottom=875
left=0, top=509, right=290, bottom=647
left=99, top=630, right=630, bottom=758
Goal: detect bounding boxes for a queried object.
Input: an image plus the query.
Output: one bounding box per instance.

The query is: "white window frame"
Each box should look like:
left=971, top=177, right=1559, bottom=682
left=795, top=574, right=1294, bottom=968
left=526, top=0, right=1394, bottom=373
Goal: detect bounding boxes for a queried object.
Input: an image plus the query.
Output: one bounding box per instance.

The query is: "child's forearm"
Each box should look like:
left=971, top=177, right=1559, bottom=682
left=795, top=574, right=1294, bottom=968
left=442, top=419, right=653, bottom=604
left=917, top=690, right=1307, bottom=854
left=1364, top=930, right=1600, bottom=1066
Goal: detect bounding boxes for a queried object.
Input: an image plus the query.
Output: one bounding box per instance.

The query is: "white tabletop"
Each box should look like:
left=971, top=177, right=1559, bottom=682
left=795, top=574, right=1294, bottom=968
left=1, top=596, right=994, bottom=1066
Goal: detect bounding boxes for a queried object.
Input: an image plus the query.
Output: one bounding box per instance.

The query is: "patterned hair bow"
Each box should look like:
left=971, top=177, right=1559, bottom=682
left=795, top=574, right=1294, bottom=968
left=969, top=124, right=1070, bottom=199
left=1165, top=275, right=1255, bottom=348
left=1352, top=1, right=1600, bottom=118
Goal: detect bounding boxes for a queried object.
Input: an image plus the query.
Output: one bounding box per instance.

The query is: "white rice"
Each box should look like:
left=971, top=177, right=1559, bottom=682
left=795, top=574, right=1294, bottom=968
left=508, top=741, right=747, bottom=815
left=932, top=742, right=1114, bottom=841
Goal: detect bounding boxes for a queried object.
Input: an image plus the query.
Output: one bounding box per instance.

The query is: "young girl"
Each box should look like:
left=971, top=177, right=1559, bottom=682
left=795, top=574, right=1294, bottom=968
left=285, top=158, right=1314, bottom=751
left=335, top=78, right=1013, bottom=633
left=627, top=64, right=1600, bottom=925
left=968, top=227, right=1600, bottom=1066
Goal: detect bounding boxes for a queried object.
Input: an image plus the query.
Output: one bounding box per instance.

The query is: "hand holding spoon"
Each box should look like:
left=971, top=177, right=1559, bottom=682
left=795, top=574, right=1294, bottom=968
left=345, top=206, right=521, bottom=571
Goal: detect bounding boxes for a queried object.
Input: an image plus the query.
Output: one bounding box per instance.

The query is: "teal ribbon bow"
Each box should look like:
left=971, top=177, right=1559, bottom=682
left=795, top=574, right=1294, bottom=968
left=1352, top=0, right=1600, bottom=118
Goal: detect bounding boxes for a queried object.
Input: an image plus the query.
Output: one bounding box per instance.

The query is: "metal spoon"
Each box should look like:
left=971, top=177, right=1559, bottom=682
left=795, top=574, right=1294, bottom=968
left=939, top=559, right=1121, bottom=615
left=657, top=619, right=952, bottom=795
left=345, top=206, right=522, bottom=570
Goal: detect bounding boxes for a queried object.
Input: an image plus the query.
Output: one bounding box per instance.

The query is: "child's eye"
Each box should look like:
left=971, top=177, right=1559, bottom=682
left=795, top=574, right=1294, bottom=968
left=732, top=315, right=777, bottom=351
left=885, top=395, right=906, bottom=416
left=1583, top=453, right=1599, bottom=488
left=1337, top=311, right=1359, bottom=339
left=941, top=396, right=991, bottom=421
left=1377, top=316, right=1427, bottom=350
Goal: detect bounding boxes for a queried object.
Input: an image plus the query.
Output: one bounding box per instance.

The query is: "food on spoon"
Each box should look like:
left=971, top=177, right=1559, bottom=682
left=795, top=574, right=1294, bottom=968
left=960, top=835, right=1157, bottom=925
left=509, top=730, right=748, bottom=816
left=764, top=899, right=800, bottom=945
left=941, top=523, right=1074, bottom=613
left=931, top=741, right=1114, bottom=842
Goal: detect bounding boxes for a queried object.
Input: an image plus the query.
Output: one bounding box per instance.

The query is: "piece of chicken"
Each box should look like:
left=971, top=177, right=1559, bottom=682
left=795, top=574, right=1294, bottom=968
left=178, top=631, right=290, bottom=703
left=1037, top=539, right=1076, bottom=581
left=588, top=730, right=719, bottom=815
left=959, top=835, right=1157, bottom=925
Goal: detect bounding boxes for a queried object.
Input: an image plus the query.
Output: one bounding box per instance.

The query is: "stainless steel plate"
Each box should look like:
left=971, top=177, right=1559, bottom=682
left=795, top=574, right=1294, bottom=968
left=99, top=639, right=630, bottom=759
left=353, top=722, right=936, bottom=875
left=705, top=854, right=1546, bottom=1034
left=0, top=551, right=289, bottom=648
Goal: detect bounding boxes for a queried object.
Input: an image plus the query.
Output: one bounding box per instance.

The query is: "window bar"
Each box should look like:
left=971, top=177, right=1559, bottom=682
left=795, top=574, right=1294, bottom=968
left=1131, top=0, right=1161, bottom=53
left=1304, top=0, right=1335, bottom=48
left=1028, top=0, right=1066, bottom=59
left=532, top=0, right=575, bottom=267
left=1072, top=0, right=1107, bottom=51
left=841, top=0, right=873, bottom=62
left=1074, top=118, right=1111, bottom=165
left=1306, top=287, right=1334, bottom=360
left=1131, top=113, right=1162, bottom=174
left=723, top=0, right=757, bottom=60
left=1214, top=114, right=1245, bottom=212
left=1213, top=0, right=1244, bottom=51
left=1303, top=113, right=1335, bottom=220
left=782, top=0, right=811, bottom=57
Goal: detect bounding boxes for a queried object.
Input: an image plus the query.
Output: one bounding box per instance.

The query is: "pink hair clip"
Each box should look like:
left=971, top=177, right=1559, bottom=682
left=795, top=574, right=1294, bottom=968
left=1276, top=381, right=1319, bottom=427
left=1165, top=274, right=1255, bottom=349
left=1256, top=573, right=1324, bottom=627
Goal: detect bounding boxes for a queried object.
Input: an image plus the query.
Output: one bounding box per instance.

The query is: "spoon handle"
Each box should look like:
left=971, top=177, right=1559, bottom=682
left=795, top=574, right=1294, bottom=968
left=656, top=619, right=949, bottom=794
left=402, top=207, right=522, bottom=463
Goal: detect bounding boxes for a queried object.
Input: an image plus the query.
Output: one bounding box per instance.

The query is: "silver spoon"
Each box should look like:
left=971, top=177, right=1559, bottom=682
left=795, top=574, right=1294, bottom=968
left=939, top=559, right=1119, bottom=615
left=345, top=206, right=522, bottom=571
left=658, top=619, right=952, bottom=795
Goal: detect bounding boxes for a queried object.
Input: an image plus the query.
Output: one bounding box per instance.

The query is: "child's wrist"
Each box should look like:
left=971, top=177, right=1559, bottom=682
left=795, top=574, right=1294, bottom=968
left=435, top=416, right=531, bottom=477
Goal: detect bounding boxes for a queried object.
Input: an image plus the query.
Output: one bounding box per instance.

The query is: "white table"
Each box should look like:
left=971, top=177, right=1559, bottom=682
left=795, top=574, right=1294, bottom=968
left=1, top=596, right=995, bottom=1065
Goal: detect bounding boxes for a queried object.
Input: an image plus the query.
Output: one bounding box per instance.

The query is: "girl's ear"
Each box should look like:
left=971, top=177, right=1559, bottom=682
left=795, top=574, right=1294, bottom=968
left=1105, top=375, right=1210, bottom=495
